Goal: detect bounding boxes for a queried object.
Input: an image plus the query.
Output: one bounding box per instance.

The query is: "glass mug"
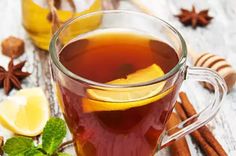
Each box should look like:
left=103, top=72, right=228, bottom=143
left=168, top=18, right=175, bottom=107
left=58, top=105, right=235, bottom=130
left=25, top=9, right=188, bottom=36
left=49, top=10, right=227, bottom=156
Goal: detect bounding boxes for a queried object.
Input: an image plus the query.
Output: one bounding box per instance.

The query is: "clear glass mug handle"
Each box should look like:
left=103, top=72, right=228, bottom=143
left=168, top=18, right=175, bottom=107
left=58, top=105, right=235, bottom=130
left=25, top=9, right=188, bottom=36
left=161, top=66, right=227, bottom=147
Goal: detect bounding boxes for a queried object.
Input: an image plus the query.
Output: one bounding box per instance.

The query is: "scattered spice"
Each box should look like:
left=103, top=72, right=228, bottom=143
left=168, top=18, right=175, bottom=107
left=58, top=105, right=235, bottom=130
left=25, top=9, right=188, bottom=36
left=1, top=36, right=25, bottom=58
left=175, top=6, right=213, bottom=29
left=166, top=113, right=191, bottom=156
left=175, top=92, right=227, bottom=156
left=0, top=136, right=3, bottom=155
left=0, top=59, right=31, bottom=94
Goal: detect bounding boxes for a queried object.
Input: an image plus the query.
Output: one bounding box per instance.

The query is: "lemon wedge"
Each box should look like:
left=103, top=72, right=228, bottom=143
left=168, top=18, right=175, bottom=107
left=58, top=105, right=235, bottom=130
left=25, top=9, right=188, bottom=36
left=83, top=64, right=172, bottom=112
left=0, top=88, right=50, bottom=136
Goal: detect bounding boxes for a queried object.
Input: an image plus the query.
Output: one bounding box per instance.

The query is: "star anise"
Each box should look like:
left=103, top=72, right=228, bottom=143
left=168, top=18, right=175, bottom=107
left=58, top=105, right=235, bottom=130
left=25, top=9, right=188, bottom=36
left=176, top=6, right=213, bottom=29
left=0, top=59, right=31, bottom=94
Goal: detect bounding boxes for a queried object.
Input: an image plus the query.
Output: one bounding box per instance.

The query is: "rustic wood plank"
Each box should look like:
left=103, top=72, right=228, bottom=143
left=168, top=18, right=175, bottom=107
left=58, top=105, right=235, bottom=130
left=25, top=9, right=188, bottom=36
left=0, top=0, right=236, bottom=155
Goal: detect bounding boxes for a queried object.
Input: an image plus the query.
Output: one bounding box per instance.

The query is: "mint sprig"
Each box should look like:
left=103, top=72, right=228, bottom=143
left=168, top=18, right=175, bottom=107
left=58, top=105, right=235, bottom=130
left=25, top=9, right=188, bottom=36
left=3, top=118, right=71, bottom=156
left=42, top=118, right=67, bottom=155
left=3, top=136, right=34, bottom=155
left=24, top=148, right=45, bottom=156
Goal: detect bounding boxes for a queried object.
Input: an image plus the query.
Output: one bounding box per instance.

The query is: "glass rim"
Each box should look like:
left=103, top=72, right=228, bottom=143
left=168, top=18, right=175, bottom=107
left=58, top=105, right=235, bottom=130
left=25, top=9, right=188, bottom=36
left=49, top=10, right=187, bottom=88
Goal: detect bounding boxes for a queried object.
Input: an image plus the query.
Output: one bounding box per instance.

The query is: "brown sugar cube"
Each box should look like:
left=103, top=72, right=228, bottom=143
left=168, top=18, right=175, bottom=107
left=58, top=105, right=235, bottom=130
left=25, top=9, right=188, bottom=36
left=1, top=36, right=25, bottom=58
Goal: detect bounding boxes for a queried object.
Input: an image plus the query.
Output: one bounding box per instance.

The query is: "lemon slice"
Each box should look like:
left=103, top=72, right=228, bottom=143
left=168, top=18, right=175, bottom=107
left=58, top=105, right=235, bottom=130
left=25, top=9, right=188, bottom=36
left=83, top=64, right=172, bottom=112
left=0, top=88, right=50, bottom=136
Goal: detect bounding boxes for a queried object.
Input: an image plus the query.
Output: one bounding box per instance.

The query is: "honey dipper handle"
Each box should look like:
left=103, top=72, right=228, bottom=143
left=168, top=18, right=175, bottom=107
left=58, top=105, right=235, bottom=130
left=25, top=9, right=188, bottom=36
left=130, top=0, right=156, bottom=16
left=187, top=46, right=202, bottom=64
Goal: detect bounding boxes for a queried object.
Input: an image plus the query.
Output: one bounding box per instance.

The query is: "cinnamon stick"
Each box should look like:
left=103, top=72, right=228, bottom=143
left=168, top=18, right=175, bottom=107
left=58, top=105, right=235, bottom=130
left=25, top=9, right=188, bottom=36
left=166, top=113, right=191, bottom=156
left=179, top=92, right=227, bottom=156
left=199, top=127, right=227, bottom=156
left=175, top=102, right=219, bottom=156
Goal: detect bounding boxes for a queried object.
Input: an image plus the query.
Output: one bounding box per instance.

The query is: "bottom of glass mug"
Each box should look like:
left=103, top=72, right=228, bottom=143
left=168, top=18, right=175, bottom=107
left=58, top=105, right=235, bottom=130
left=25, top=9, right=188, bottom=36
left=61, top=139, right=170, bottom=156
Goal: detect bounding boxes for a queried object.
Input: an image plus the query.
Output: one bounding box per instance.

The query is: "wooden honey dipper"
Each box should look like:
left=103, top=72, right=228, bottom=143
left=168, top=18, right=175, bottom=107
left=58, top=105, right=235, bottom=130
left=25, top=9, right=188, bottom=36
left=188, top=48, right=236, bottom=92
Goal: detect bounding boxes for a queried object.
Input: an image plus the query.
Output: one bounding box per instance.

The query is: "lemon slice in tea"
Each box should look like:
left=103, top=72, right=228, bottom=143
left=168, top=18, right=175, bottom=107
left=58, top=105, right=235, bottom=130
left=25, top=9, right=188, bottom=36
left=0, top=88, right=50, bottom=136
left=83, top=64, right=172, bottom=112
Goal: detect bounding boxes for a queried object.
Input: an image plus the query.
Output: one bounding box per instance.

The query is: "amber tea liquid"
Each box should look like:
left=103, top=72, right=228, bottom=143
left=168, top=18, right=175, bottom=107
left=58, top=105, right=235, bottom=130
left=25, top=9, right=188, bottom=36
left=58, top=30, right=180, bottom=156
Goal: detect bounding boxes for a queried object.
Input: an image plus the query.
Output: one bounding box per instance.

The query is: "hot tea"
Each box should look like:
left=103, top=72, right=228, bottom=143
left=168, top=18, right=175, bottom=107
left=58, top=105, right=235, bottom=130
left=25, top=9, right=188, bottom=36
left=58, top=29, right=180, bottom=156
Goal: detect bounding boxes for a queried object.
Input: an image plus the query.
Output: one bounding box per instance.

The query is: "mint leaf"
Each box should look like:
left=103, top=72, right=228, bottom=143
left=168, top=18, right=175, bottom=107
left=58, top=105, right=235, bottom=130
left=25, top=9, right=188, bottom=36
left=24, top=148, right=46, bottom=156
left=3, top=136, right=34, bottom=155
left=57, top=152, right=72, bottom=156
left=10, top=153, right=24, bottom=156
left=42, top=118, right=67, bottom=155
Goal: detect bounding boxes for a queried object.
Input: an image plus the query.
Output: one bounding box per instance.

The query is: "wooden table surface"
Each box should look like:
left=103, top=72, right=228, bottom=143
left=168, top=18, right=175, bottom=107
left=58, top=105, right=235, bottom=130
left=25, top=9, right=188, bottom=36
left=0, top=0, right=236, bottom=155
